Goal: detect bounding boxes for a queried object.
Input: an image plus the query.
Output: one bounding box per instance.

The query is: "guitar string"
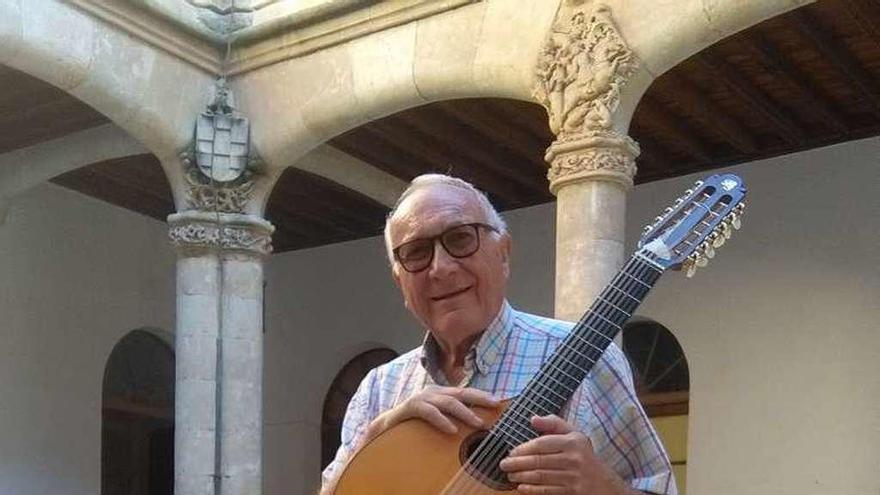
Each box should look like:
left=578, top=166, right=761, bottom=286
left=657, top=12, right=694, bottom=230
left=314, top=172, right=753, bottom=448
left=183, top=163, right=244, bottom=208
left=459, top=256, right=663, bottom=494
left=444, top=191, right=730, bottom=493
left=442, top=258, right=653, bottom=495
left=441, top=256, right=660, bottom=494
left=455, top=257, right=660, bottom=494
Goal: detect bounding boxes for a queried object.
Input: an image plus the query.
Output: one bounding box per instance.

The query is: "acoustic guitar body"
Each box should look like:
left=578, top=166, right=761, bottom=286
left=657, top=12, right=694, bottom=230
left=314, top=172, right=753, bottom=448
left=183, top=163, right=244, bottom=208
left=333, top=401, right=513, bottom=494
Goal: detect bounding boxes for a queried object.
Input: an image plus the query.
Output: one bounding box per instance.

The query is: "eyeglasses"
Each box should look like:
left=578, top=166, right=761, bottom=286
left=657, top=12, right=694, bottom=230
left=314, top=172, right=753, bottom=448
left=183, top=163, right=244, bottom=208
left=393, top=222, right=499, bottom=273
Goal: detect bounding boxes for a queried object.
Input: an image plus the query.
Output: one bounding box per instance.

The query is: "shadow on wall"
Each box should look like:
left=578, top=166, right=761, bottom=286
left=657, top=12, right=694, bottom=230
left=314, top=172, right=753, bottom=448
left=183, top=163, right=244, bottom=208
left=101, top=329, right=174, bottom=495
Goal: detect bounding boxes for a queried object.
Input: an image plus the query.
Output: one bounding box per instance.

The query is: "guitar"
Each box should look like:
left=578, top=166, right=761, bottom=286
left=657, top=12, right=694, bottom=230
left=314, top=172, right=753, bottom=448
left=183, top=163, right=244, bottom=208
left=333, top=173, right=748, bottom=494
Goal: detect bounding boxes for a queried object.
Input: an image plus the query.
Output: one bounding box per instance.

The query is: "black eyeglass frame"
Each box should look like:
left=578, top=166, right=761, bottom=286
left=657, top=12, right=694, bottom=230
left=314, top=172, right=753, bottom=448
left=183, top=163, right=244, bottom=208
left=392, top=222, right=500, bottom=273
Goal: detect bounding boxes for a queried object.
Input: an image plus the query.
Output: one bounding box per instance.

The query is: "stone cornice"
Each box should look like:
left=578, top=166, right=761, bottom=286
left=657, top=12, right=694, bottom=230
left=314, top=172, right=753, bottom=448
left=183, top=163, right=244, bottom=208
left=69, top=0, right=479, bottom=77
left=226, top=0, right=478, bottom=75
left=68, top=0, right=224, bottom=74
left=168, top=211, right=275, bottom=257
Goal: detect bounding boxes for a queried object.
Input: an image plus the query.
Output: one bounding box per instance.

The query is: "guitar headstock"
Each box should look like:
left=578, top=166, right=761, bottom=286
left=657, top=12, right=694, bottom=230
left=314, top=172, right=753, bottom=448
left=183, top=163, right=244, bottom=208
left=638, top=173, right=747, bottom=277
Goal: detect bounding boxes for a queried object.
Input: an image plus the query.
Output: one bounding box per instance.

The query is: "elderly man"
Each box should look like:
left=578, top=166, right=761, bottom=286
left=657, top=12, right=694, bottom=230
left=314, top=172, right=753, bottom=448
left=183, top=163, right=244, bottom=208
left=322, top=174, right=676, bottom=495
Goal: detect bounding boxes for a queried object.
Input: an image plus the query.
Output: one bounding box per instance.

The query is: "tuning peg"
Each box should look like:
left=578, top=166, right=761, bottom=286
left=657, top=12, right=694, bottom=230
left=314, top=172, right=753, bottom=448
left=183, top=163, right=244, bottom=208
left=696, top=253, right=709, bottom=267
left=642, top=224, right=653, bottom=233
left=703, top=242, right=716, bottom=258
left=674, top=198, right=684, bottom=206
left=721, top=222, right=733, bottom=239
left=663, top=207, right=674, bottom=215
left=654, top=215, right=664, bottom=224
left=684, top=258, right=697, bottom=278
left=683, top=188, right=694, bottom=196
left=712, top=232, right=726, bottom=248
left=694, top=180, right=704, bottom=187
left=731, top=214, right=742, bottom=230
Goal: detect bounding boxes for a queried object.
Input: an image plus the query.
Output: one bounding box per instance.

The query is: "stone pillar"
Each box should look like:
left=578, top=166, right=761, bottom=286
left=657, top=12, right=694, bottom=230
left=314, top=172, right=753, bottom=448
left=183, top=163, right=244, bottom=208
left=546, top=134, right=637, bottom=321
left=533, top=3, right=640, bottom=321
left=169, top=211, right=274, bottom=495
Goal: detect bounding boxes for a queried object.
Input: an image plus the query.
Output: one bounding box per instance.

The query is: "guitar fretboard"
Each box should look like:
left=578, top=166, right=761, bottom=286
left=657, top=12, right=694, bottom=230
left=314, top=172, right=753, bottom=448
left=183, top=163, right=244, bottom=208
left=490, top=249, right=664, bottom=447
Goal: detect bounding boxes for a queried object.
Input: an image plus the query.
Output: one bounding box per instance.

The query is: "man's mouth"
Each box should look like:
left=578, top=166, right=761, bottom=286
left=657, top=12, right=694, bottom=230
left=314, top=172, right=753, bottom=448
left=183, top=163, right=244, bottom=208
left=431, top=286, right=472, bottom=301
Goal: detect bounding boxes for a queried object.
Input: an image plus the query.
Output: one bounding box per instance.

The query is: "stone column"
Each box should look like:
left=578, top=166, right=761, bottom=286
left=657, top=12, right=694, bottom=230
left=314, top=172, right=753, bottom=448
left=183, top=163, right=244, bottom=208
left=546, top=134, right=638, bottom=321
left=533, top=3, right=640, bottom=321
left=169, top=211, right=274, bottom=495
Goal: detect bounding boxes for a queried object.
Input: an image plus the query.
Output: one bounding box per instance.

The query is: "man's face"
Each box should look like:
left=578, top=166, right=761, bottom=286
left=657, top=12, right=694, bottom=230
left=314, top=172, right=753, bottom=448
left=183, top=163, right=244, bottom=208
left=389, top=185, right=511, bottom=345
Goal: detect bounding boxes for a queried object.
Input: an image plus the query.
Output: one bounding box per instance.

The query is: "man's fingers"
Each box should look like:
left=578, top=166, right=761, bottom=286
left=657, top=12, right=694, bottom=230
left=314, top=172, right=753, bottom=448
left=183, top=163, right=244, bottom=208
left=505, top=468, right=573, bottom=487
left=499, top=453, right=576, bottom=473
left=412, top=401, right=457, bottom=434
left=509, top=434, right=567, bottom=456
left=453, top=387, right=501, bottom=408
left=426, top=394, right=482, bottom=428
left=530, top=415, right=572, bottom=435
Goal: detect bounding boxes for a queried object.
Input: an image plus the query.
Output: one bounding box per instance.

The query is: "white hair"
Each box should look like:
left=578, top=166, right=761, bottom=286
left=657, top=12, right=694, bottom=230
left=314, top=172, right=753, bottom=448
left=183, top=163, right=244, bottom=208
left=383, top=174, right=508, bottom=265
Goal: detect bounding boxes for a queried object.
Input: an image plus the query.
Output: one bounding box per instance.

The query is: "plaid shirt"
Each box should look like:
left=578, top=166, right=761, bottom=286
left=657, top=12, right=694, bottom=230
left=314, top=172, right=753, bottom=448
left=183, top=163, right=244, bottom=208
left=323, top=301, right=677, bottom=494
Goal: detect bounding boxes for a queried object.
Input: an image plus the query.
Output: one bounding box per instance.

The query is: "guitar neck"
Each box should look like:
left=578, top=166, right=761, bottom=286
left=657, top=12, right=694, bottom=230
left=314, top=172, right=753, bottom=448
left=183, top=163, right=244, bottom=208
left=493, top=248, right=665, bottom=445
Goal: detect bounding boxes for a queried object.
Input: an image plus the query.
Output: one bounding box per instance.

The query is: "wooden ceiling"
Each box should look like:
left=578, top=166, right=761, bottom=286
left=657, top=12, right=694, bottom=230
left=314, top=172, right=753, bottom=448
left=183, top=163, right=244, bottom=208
left=6, top=0, right=880, bottom=252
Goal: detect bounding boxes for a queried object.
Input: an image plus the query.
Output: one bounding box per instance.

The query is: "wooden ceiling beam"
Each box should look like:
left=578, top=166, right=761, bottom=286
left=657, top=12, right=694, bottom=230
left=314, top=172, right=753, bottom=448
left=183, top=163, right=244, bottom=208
left=651, top=74, right=758, bottom=154
left=280, top=187, right=384, bottom=227
left=329, top=130, right=417, bottom=181
left=634, top=98, right=713, bottom=164
left=266, top=198, right=359, bottom=238
left=694, top=52, right=807, bottom=145
left=844, top=0, right=880, bottom=48
left=434, top=100, right=549, bottom=175
left=749, top=31, right=848, bottom=134
left=791, top=9, right=880, bottom=115
left=390, top=110, right=547, bottom=198
left=364, top=117, right=527, bottom=206
left=630, top=133, right=686, bottom=177
left=487, top=100, right=555, bottom=148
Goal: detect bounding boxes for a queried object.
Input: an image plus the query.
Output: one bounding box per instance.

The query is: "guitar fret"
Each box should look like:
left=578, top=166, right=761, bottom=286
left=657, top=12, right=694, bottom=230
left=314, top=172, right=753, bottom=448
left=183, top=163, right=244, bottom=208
left=608, top=283, right=642, bottom=304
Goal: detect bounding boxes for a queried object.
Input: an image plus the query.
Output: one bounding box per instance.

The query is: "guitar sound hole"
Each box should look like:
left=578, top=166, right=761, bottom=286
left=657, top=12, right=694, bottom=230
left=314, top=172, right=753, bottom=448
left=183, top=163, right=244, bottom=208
left=459, top=430, right=515, bottom=491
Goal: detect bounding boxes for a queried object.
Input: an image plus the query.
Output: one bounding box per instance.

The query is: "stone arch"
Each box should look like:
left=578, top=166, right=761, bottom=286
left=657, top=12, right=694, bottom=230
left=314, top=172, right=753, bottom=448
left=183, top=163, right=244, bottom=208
left=320, top=347, right=398, bottom=470
left=0, top=2, right=213, bottom=190
left=101, top=328, right=174, bottom=495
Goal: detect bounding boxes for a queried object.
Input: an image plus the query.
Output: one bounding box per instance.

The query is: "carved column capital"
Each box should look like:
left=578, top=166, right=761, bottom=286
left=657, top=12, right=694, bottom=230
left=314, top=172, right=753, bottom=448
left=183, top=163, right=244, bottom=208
left=534, top=3, right=640, bottom=193
left=544, top=130, right=639, bottom=193
left=168, top=211, right=274, bottom=257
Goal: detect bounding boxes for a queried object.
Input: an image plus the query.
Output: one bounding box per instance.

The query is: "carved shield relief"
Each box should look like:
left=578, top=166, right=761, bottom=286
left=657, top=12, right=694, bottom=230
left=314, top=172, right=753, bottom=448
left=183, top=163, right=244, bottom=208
left=195, top=112, right=250, bottom=183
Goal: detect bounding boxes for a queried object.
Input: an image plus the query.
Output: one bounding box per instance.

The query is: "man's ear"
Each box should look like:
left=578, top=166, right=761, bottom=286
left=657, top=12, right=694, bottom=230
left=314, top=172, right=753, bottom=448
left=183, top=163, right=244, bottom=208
left=500, top=233, right=512, bottom=278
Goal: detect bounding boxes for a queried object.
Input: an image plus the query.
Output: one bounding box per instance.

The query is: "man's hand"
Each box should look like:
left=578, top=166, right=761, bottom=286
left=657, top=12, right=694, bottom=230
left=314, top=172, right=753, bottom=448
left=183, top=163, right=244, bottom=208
left=499, top=415, right=639, bottom=495
left=365, top=385, right=499, bottom=440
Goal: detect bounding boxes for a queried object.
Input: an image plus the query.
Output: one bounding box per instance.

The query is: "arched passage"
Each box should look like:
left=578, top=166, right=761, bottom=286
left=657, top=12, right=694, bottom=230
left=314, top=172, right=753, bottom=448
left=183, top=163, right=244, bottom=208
left=622, top=319, right=690, bottom=493
left=101, top=329, right=174, bottom=495
left=320, top=348, right=398, bottom=470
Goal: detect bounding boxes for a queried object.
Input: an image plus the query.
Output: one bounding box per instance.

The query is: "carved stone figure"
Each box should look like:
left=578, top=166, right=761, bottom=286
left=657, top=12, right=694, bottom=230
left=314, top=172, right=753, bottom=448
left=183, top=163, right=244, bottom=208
left=534, top=3, right=637, bottom=140
left=535, top=2, right=640, bottom=191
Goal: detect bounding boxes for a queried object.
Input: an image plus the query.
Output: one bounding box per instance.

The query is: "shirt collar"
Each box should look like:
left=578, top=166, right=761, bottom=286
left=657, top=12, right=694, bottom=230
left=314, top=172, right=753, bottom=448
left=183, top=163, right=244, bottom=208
left=419, top=300, right=515, bottom=382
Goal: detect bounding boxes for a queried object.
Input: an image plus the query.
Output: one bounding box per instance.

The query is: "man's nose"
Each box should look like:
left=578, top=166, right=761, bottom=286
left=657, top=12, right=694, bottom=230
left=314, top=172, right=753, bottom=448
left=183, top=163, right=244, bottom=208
left=428, top=240, right=457, bottom=276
